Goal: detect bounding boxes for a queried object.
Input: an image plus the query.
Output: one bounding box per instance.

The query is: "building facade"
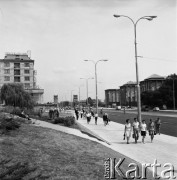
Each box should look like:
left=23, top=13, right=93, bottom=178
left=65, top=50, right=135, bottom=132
left=0, top=53, right=44, bottom=104
left=120, top=81, right=137, bottom=107
left=105, top=89, right=120, bottom=107
left=140, top=74, right=165, bottom=92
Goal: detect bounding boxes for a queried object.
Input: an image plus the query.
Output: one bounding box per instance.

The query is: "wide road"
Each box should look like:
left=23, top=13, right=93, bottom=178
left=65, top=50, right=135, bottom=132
left=98, top=109, right=177, bottom=137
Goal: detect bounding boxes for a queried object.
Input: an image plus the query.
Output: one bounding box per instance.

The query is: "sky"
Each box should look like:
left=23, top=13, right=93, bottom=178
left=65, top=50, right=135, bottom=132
left=0, top=0, right=176, bottom=102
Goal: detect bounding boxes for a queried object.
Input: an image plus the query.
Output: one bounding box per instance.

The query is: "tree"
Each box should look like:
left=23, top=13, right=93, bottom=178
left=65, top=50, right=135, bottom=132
left=0, top=83, right=34, bottom=109
left=87, top=97, right=93, bottom=106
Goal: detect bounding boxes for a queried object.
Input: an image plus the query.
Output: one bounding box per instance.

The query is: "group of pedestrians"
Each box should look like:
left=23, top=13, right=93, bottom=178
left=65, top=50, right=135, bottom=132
left=75, top=108, right=98, bottom=125
left=49, top=108, right=59, bottom=119
left=124, top=117, right=161, bottom=144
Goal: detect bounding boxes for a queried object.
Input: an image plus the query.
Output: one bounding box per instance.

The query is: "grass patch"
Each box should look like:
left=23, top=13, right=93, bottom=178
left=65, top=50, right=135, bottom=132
left=0, top=120, right=156, bottom=179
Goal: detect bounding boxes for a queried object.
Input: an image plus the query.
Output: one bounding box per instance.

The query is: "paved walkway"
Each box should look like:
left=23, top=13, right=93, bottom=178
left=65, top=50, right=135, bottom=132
left=31, top=111, right=177, bottom=179
left=76, top=116, right=177, bottom=179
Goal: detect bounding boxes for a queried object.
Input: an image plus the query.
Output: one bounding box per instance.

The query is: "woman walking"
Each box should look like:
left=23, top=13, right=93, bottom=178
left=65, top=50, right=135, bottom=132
left=140, top=120, right=147, bottom=144
left=148, top=119, right=155, bottom=143
left=86, top=112, right=91, bottom=124
left=155, top=117, right=161, bottom=135
left=124, top=119, right=132, bottom=144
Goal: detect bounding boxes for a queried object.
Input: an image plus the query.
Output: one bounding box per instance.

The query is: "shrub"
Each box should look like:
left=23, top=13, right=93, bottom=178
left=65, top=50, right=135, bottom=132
left=63, top=116, right=75, bottom=127
left=52, top=116, right=75, bottom=127
left=52, top=117, right=65, bottom=124
left=0, top=116, right=21, bottom=133
left=12, top=107, right=22, bottom=116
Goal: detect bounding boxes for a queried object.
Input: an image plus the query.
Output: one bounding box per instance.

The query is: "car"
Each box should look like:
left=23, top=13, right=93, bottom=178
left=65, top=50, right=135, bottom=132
left=116, top=106, right=121, bottom=110
left=141, top=105, right=149, bottom=111
left=153, top=107, right=160, bottom=111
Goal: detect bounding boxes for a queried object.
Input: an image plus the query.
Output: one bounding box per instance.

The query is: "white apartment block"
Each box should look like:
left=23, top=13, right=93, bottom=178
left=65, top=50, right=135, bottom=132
left=0, top=52, right=44, bottom=104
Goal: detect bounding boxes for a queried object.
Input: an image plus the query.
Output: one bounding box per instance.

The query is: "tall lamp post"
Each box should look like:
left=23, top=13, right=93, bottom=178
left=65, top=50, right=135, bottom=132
left=84, top=60, right=108, bottom=114
left=113, top=14, right=157, bottom=123
left=80, top=77, right=94, bottom=106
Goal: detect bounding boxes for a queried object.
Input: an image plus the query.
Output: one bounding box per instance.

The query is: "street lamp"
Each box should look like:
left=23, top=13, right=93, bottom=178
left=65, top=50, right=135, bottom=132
left=84, top=59, right=108, bottom=114
left=113, top=14, right=157, bottom=123
left=80, top=77, right=94, bottom=106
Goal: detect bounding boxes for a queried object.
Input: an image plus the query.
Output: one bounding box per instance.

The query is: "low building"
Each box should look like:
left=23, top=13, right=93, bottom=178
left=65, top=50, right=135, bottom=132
left=140, top=74, right=165, bottom=92
left=120, top=81, right=137, bottom=107
left=105, top=89, right=120, bottom=107
left=0, top=52, right=44, bottom=104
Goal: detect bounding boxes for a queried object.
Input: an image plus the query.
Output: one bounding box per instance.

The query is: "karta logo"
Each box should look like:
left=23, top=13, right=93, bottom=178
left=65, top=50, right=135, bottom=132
left=104, top=158, right=176, bottom=179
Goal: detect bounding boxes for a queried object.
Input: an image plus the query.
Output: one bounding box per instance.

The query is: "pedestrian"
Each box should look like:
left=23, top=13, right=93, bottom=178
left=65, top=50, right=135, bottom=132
left=100, top=108, right=103, bottom=115
left=105, top=113, right=109, bottom=125
left=95, top=113, right=98, bottom=125
left=54, top=108, right=59, bottom=118
left=49, top=108, right=54, bottom=119
left=140, top=120, right=147, bottom=144
left=75, top=109, right=79, bottom=120
left=103, top=113, right=108, bottom=126
left=124, top=119, right=132, bottom=144
left=80, top=110, right=83, bottom=118
left=86, top=112, right=91, bottom=124
left=148, top=119, right=155, bottom=143
left=103, top=113, right=106, bottom=126
left=124, top=107, right=126, bottom=114
left=132, top=118, right=139, bottom=143
left=155, top=117, right=161, bottom=135
left=91, top=110, right=94, bottom=118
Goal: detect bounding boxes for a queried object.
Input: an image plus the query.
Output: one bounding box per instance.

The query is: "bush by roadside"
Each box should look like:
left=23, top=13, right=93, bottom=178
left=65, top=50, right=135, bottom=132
left=52, top=116, right=75, bottom=127
left=0, top=114, right=21, bottom=134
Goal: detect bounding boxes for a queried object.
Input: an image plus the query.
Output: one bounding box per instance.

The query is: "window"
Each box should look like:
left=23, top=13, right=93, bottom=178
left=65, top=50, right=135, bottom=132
left=24, top=83, right=30, bottom=89
left=14, top=69, right=20, bottom=75
left=14, top=77, right=20, bottom=82
left=4, top=62, right=10, bottom=67
left=14, top=63, right=20, bottom=68
left=4, top=76, right=10, bottom=81
left=24, top=70, right=30, bottom=74
left=4, top=69, right=10, bottom=74
left=25, top=76, right=30, bottom=81
left=24, top=63, right=30, bottom=67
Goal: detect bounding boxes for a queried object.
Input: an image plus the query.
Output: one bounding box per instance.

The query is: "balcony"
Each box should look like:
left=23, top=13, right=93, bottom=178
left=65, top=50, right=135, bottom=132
left=14, top=63, right=20, bottom=69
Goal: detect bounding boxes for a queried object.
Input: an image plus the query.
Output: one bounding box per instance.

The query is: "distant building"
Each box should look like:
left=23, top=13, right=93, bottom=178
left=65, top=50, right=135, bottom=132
left=140, top=74, right=165, bottom=92
left=0, top=52, right=44, bottom=104
left=105, top=89, right=120, bottom=107
left=120, top=81, right=137, bottom=107
left=54, top=95, right=58, bottom=104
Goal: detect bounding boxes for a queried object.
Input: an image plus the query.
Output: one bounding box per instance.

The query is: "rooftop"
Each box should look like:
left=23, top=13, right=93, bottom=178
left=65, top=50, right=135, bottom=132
left=145, top=74, right=165, bottom=80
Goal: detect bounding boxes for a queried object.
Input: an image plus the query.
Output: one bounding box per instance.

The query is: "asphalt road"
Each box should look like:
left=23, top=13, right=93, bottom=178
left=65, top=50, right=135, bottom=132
left=98, top=109, right=177, bottom=137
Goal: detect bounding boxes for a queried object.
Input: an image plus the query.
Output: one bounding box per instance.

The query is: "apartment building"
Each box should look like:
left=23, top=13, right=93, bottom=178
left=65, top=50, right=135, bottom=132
left=120, top=81, right=137, bottom=107
left=0, top=52, right=44, bottom=104
left=140, top=74, right=165, bottom=92
left=105, top=89, right=120, bottom=107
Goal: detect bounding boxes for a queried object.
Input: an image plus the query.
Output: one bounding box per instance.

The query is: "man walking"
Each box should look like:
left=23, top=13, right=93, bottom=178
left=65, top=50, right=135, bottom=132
left=132, top=118, right=139, bottom=143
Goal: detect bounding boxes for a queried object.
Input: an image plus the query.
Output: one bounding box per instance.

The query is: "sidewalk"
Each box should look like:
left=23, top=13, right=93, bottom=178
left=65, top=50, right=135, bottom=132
left=76, top=116, right=177, bottom=179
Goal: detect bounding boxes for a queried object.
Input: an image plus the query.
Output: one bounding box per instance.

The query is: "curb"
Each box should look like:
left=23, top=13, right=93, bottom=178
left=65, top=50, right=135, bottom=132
left=76, top=120, right=111, bottom=145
